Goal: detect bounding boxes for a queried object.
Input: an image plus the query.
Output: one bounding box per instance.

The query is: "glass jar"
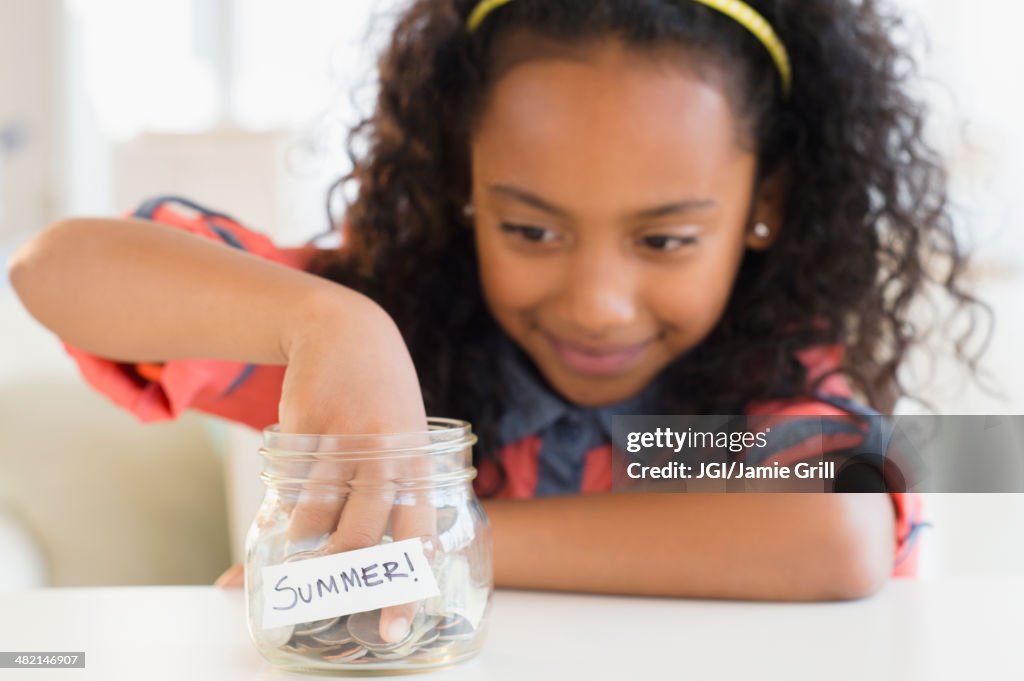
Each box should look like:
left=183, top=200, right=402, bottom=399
left=245, top=419, right=492, bottom=674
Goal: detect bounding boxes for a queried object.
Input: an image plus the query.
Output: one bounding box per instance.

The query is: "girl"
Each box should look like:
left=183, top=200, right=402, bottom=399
left=9, top=0, right=984, bottom=614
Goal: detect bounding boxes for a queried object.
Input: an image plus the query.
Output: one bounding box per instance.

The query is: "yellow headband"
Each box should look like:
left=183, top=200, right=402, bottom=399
left=466, top=0, right=792, bottom=97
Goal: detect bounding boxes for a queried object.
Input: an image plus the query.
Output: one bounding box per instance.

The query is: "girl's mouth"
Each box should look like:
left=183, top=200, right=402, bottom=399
left=544, top=333, right=652, bottom=376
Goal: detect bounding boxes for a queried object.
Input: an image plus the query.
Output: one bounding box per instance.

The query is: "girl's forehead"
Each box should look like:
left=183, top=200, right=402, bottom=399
left=471, top=40, right=753, bottom=202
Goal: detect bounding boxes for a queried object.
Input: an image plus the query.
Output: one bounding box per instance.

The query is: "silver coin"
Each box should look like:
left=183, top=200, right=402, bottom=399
left=348, top=608, right=439, bottom=655
left=321, top=640, right=368, bottom=663
left=293, top=616, right=339, bottom=637
left=419, top=636, right=451, bottom=651
left=282, top=637, right=319, bottom=655
left=408, top=612, right=438, bottom=637
left=347, top=609, right=406, bottom=651
left=434, top=613, right=469, bottom=631
left=436, top=614, right=475, bottom=641
left=367, top=649, right=407, bottom=661
left=310, top=617, right=355, bottom=646
left=400, top=616, right=439, bottom=649
left=374, top=632, right=433, bottom=660
left=414, top=627, right=440, bottom=648
left=381, top=614, right=440, bottom=659
left=408, top=639, right=455, bottom=664
left=436, top=507, right=458, bottom=533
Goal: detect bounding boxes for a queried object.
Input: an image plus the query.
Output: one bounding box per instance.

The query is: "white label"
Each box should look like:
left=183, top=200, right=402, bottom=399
left=261, top=538, right=440, bottom=629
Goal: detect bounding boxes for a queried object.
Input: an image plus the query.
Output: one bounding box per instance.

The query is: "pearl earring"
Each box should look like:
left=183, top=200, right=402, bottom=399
left=463, top=203, right=476, bottom=218
left=753, top=222, right=771, bottom=239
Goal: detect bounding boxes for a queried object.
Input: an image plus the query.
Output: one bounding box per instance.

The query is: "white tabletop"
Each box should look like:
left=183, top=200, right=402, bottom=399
left=0, top=579, right=1020, bottom=681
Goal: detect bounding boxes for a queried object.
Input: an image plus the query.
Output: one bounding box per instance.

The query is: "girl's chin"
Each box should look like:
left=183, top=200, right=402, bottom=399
left=540, top=368, right=652, bottom=407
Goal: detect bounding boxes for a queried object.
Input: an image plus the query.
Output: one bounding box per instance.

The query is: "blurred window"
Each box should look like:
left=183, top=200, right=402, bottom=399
left=65, top=0, right=394, bottom=137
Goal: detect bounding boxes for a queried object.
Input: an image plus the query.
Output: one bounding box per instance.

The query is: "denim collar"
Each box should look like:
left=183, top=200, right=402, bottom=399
left=495, top=333, right=661, bottom=449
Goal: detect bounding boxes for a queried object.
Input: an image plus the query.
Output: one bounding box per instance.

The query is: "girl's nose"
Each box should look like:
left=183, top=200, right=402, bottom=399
left=557, top=256, right=639, bottom=336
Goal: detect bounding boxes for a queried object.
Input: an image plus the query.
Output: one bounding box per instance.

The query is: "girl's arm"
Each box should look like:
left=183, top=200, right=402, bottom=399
left=9, top=216, right=428, bottom=434
left=11, top=217, right=432, bottom=640
left=8, top=217, right=360, bottom=366
left=484, top=492, right=895, bottom=601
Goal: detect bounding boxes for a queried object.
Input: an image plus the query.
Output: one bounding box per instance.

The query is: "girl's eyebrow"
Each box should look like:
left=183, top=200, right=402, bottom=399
left=487, top=184, right=717, bottom=220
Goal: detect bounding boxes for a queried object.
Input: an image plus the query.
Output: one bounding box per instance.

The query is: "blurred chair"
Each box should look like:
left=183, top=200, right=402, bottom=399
left=0, top=377, right=232, bottom=586
left=0, top=275, right=231, bottom=587
left=0, top=505, right=47, bottom=590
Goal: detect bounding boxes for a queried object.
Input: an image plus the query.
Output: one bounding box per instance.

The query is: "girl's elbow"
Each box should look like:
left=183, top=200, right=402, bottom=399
left=8, top=219, right=79, bottom=303
left=821, top=495, right=897, bottom=601
left=829, top=547, right=891, bottom=601
left=7, top=232, right=44, bottom=302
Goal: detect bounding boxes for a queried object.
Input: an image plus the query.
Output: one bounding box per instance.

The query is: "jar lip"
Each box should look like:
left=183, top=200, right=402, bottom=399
left=262, top=417, right=475, bottom=454
left=263, top=417, right=470, bottom=439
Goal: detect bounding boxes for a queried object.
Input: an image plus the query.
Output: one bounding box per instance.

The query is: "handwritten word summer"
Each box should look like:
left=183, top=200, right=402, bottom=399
left=272, top=552, right=420, bottom=611
left=260, top=538, right=440, bottom=629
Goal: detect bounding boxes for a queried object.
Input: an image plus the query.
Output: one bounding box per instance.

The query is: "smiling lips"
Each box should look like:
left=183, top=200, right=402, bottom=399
left=545, top=333, right=652, bottom=375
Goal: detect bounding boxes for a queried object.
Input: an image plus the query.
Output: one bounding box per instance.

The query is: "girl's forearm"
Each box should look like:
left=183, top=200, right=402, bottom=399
left=8, top=218, right=364, bottom=364
left=483, top=492, right=895, bottom=601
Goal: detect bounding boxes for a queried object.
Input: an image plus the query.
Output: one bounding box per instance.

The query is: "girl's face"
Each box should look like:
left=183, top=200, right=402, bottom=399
left=470, top=39, right=780, bottom=407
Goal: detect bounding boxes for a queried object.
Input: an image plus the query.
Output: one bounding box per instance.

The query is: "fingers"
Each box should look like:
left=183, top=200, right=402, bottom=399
left=214, top=563, right=245, bottom=588
left=286, top=459, right=352, bottom=546
left=325, top=459, right=398, bottom=554
left=284, top=448, right=434, bottom=646
left=392, top=491, right=437, bottom=550
left=379, top=601, right=420, bottom=644
left=325, top=458, right=422, bottom=644
left=380, top=453, right=436, bottom=643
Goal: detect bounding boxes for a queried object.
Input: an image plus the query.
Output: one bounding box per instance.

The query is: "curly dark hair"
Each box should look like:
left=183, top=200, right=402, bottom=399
left=307, top=0, right=990, bottom=464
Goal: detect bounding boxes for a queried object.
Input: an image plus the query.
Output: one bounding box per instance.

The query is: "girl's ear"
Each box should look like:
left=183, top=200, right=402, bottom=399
left=745, top=162, right=789, bottom=251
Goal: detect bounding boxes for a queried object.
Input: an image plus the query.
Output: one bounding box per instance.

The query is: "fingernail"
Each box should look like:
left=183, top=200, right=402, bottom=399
left=383, top=617, right=409, bottom=644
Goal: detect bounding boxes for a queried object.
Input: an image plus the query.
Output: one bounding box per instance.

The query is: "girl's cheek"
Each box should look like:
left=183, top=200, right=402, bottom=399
left=646, top=259, right=737, bottom=333
left=477, top=246, right=561, bottom=313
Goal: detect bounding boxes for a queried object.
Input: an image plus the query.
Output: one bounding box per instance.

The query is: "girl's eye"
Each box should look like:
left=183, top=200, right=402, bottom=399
left=639, top=234, right=698, bottom=251
left=500, top=223, right=558, bottom=243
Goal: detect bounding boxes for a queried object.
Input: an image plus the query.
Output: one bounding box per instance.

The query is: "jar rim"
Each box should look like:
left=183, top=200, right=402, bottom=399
left=262, top=418, right=475, bottom=455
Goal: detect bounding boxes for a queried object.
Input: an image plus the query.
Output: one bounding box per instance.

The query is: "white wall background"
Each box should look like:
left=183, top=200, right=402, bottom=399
left=1, top=0, right=1023, bottom=586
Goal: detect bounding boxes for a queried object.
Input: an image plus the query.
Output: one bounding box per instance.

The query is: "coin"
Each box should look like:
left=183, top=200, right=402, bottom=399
left=347, top=609, right=407, bottom=651
left=322, top=640, right=368, bottom=663
left=367, top=649, right=407, bottom=661
left=436, top=507, right=458, bottom=534
left=349, top=608, right=440, bottom=653
left=279, top=607, right=470, bottom=665
left=310, top=618, right=355, bottom=646
left=436, top=614, right=475, bottom=641
left=282, top=638, right=319, bottom=655
left=294, top=617, right=338, bottom=637
left=271, top=599, right=474, bottom=663
left=409, top=641, right=453, bottom=663
left=387, top=622, right=438, bottom=658
left=346, top=609, right=386, bottom=648
left=418, top=638, right=452, bottom=654
left=413, top=626, right=440, bottom=649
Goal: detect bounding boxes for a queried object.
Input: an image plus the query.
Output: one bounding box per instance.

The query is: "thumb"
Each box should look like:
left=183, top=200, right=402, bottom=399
left=379, top=601, right=419, bottom=644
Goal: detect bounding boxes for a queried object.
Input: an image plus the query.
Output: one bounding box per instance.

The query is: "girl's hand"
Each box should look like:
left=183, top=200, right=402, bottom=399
left=214, top=562, right=244, bottom=588
left=279, top=288, right=428, bottom=444
left=274, top=289, right=432, bottom=643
